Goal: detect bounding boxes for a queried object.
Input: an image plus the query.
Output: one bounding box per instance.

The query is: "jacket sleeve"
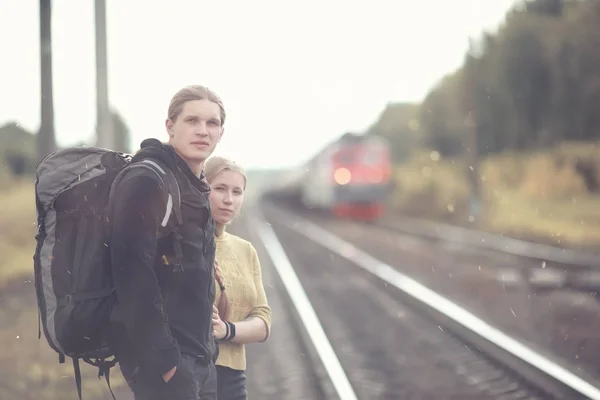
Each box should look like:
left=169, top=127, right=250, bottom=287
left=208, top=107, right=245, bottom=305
left=109, top=172, right=180, bottom=376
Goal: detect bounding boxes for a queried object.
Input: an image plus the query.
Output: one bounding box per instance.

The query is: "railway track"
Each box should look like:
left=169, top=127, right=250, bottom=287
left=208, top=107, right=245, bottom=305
left=373, top=212, right=600, bottom=271
left=372, top=214, right=600, bottom=295
left=249, top=203, right=600, bottom=399
left=266, top=199, right=600, bottom=374
left=268, top=196, right=600, bottom=293
left=229, top=219, right=328, bottom=400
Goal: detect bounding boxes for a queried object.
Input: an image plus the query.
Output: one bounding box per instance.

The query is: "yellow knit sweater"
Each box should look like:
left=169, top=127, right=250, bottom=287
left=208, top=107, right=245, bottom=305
left=214, top=231, right=272, bottom=371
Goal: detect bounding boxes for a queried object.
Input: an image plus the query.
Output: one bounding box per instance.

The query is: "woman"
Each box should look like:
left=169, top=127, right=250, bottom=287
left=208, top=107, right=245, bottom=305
left=203, top=156, right=272, bottom=400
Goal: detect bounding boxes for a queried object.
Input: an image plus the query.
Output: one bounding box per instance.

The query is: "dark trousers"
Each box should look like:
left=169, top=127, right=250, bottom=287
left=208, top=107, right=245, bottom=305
left=216, top=365, right=247, bottom=400
left=120, top=353, right=217, bottom=400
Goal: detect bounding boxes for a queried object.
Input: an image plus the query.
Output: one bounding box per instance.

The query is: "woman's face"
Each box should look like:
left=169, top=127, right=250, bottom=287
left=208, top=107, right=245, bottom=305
left=209, top=170, right=246, bottom=225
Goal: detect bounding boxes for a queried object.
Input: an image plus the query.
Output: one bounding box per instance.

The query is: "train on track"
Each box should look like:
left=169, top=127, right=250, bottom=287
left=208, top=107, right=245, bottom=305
left=264, top=132, right=394, bottom=221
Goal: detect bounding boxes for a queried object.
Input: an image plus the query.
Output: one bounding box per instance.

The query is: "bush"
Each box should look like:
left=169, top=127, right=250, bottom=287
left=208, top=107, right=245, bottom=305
left=391, top=150, right=471, bottom=221
left=518, top=153, right=588, bottom=199
left=388, top=142, right=600, bottom=248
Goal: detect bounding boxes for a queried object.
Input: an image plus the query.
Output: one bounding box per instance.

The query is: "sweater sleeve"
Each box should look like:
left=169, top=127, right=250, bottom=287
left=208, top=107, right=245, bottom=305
left=247, top=243, right=272, bottom=340
left=109, top=171, right=180, bottom=376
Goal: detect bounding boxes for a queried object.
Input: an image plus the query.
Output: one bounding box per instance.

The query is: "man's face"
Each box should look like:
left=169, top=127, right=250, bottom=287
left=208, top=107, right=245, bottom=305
left=166, top=99, right=224, bottom=175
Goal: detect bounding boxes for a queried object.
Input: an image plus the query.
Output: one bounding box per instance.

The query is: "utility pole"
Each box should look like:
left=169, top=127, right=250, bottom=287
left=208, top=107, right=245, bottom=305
left=94, top=0, right=114, bottom=149
left=38, top=0, right=57, bottom=160
left=464, top=39, right=482, bottom=221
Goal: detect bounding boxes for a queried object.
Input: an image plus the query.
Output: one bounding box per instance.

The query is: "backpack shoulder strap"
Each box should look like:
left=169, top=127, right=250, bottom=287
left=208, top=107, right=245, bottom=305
left=109, top=158, right=185, bottom=272
left=139, top=159, right=186, bottom=272
left=109, top=158, right=182, bottom=228
left=138, top=159, right=183, bottom=228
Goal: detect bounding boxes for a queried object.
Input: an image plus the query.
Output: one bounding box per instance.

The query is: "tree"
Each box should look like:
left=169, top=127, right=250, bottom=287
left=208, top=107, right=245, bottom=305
left=524, top=0, right=564, bottom=16
left=367, top=102, right=421, bottom=162
left=0, top=122, right=36, bottom=176
left=110, top=110, right=132, bottom=153
left=419, top=71, right=468, bottom=157
left=363, top=0, right=600, bottom=166
left=497, top=13, right=553, bottom=149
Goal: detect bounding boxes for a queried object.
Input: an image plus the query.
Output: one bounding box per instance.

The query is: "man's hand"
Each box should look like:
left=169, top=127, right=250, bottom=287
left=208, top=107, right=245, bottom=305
left=212, top=305, right=227, bottom=340
left=162, top=365, right=177, bottom=383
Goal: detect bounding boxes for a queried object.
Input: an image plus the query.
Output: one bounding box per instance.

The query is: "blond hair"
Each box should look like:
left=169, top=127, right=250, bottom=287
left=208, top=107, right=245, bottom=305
left=204, top=156, right=247, bottom=189
left=167, top=85, right=226, bottom=125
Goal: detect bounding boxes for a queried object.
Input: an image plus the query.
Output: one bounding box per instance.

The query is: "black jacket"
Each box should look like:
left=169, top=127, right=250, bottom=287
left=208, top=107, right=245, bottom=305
left=109, top=139, right=217, bottom=376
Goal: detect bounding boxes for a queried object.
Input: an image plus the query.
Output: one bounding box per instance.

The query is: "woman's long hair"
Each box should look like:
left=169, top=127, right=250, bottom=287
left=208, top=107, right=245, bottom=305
left=204, top=156, right=247, bottom=321
left=214, top=262, right=228, bottom=320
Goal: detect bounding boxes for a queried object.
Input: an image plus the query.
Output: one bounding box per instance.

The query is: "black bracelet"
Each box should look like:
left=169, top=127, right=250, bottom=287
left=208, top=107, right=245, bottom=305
left=222, top=321, right=229, bottom=341
left=227, top=321, right=236, bottom=340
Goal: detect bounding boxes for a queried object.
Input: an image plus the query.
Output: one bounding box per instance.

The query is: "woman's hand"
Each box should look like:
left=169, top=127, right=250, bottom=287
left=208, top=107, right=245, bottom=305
left=212, top=305, right=227, bottom=340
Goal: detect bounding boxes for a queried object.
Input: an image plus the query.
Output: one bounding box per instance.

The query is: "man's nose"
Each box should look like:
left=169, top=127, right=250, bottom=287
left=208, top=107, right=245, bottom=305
left=195, top=121, right=209, bottom=136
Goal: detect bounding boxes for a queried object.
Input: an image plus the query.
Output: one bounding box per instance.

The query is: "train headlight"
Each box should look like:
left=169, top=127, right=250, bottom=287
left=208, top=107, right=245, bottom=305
left=334, top=167, right=351, bottom=185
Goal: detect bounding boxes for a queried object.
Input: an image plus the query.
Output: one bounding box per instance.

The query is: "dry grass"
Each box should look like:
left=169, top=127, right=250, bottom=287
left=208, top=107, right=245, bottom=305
left=391, top=151, right=471, bottom=222
left=0, top=180, right=37, bottom=284
left=0, top=177, right=129, bottom=399
left=0, top=284, right=128, bottom=400
left=390, top=142, right=600, bottom=249
left=484, top=189, right=600, bottom=247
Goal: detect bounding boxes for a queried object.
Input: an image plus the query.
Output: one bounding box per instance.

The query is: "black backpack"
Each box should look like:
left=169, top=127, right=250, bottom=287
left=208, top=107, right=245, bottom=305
left=33, top=146, right=184, bottom=400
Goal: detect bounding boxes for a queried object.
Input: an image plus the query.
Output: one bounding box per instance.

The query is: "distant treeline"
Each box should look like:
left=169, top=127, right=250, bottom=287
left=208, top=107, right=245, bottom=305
left=368, top=0, right=600, bottom=161
left=0, top=111, right=131, bottom=178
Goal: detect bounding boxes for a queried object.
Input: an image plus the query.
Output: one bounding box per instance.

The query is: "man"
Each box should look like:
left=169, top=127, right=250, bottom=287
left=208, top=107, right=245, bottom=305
left=109, top=85, right=226, bottom=400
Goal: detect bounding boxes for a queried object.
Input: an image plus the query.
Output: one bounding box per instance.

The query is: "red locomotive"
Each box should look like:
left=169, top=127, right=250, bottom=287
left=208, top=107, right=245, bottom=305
left=269, top=133, right=393, bottom=221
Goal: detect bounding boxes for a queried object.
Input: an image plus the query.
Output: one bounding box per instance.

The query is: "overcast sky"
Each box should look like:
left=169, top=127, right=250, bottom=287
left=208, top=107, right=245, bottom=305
left=1, top=0, right=517, bottom=169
